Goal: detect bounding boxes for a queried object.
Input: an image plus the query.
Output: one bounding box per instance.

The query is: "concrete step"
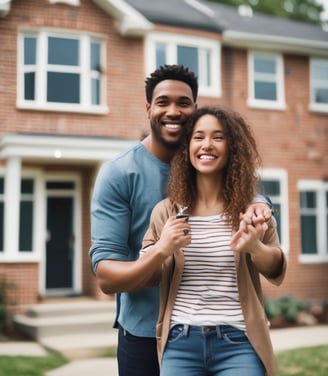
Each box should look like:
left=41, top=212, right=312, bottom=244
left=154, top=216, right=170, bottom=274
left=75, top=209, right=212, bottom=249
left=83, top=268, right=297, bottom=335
left=13, top=300, right=117, bottom=342
left=23, top=300, right=116, bottom=318
left=41, top=331, right=118, bottom=360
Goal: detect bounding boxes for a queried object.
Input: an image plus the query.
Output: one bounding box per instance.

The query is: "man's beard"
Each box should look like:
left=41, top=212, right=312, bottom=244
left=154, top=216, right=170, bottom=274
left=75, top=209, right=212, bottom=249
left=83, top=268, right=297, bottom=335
left=151, top=122, right=183, bottom=151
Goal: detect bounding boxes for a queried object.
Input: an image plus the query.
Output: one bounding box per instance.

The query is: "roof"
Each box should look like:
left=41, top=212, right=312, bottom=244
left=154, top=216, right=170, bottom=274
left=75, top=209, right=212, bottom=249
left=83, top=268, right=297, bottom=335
left=125, top=0, right=328, bottom=54
left=2, top=0, right=327, bottom=53
left=125, top=0, right=220, bottom=32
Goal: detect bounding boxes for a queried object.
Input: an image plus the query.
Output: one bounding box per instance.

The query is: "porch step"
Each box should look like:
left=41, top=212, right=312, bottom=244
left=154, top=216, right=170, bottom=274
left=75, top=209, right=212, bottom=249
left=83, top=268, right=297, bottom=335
left=13, top=300, right=118, bottom=359
left=40, top=331, right=118, bottom=360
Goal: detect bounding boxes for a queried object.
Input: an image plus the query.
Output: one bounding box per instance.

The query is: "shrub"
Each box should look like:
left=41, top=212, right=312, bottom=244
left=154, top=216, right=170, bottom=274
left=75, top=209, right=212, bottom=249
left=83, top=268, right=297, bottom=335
left=0, top=277, right=16, bottom=335
left=264, top=295, right=310, bottom=323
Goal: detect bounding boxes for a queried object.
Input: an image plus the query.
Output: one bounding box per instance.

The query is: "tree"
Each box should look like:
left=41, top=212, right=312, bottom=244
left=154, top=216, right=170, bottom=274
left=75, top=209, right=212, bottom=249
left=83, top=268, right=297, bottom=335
left=207, top=0, right=325, bottom=26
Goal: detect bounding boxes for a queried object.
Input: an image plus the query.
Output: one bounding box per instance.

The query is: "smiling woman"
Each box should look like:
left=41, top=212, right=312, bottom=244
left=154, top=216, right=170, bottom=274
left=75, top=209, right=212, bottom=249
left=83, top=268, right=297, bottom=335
left=139, top=105, right=286, bottom=376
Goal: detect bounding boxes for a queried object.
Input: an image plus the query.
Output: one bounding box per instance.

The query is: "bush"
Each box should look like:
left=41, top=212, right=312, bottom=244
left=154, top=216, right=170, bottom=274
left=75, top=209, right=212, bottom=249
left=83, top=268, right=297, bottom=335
left=264, top=295, right=310, bottom=323
left=0, top=277, right=16, bottom=335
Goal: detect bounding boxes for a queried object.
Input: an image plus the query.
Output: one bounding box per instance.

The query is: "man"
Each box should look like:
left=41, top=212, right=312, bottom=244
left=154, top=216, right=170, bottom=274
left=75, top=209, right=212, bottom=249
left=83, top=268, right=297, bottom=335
left=89, top=65, right=272, bottom=376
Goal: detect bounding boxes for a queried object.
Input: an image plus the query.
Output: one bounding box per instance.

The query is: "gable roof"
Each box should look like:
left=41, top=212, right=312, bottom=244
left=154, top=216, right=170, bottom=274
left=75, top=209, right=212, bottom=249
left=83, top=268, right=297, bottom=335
left=126, top=0, right=328, bottom=55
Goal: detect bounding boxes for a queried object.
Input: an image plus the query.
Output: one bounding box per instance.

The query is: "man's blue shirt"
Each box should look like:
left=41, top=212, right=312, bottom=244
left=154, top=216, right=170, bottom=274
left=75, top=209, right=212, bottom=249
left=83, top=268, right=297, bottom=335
left=89, top=141, right=170, bottom=337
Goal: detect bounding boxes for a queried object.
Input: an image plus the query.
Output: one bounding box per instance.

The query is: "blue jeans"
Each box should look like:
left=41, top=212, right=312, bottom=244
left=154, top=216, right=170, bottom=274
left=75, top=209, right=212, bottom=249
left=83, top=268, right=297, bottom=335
left=160, top=325, right=265, bottom=376
left=118, top=326, right=159, bottom=376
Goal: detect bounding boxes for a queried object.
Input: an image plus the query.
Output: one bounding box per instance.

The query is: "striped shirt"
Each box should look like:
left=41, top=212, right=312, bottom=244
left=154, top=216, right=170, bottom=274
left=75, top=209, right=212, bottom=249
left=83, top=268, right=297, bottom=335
left=170, top=215, right=246, bottom=331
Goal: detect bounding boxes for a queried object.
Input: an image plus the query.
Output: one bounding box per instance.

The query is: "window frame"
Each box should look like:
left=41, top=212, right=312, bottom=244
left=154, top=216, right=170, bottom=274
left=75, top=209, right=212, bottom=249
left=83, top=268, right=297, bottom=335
left=259, top=168, right=289, bottom=254
left=145, top=32, right=221, bottom=97
left=298, top=180, right=328, bottom=263
left=309, top=58, right=328, bottom=114
left=0, top=169, right=44, bottom=262
left=248, top=51, right=286, bottom=110
left=17, top=29, right=107, bottom=114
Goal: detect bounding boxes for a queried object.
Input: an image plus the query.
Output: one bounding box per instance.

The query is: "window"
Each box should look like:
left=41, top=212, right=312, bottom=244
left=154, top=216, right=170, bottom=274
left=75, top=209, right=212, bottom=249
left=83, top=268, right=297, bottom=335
left=310, top=58, right=328, bottom=113
left=19, top=179, right=34, bottom=252
left=298, top=180, right=328, bottom=262
left=259, top=169, right=289, bottom=253
left=248, top=52, right=285, bottom=110
left=0, top=178, right=4, bottom=252
left=18, top=31, right=106, bottom=113
left=146, top=33, right=220, bottom=97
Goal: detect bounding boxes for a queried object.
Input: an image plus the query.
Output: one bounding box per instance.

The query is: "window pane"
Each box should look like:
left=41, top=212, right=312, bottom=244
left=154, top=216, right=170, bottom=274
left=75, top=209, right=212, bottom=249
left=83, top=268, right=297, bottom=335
left=178, top=46, right=198, bottom=76
left=91, top=42, right=100, bottom=71
left=156, top=44, right=166, bottom=67
left=300, top=191, right=316, bottom=209
left=47, top=72, right=80, bottom=103
left=21, top=179, right=34, bottom=194
left=24, top=37, right=36, bottom=65
left=24, top=72, right=35, bottom=100
left=301, top=216, right=317, bottom=254
left=312, top=64, right=328, bottom=80
left=48, top=37, right=79, bottom=66
left=254, top=81, right=277, bottom=100
left=314, top=88, right=328, bottom=103
left=91, top=78, right=100, bottom=105
left=261, top=180, right=280, bottom=196
left=19, top=201, right=33, bottom=251
left=0, top=202, right=3, bottom=252
left=254, top=57, right=276, bottom=74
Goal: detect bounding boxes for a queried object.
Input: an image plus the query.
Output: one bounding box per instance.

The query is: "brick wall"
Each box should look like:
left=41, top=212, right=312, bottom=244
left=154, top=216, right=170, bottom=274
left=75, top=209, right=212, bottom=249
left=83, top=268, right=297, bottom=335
left=0, top=0, right=327, bottom=308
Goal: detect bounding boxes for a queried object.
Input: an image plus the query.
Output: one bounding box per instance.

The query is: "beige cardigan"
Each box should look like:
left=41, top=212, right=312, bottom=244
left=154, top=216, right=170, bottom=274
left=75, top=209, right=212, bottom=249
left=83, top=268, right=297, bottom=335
left=142, top=198, right=287, bottom=376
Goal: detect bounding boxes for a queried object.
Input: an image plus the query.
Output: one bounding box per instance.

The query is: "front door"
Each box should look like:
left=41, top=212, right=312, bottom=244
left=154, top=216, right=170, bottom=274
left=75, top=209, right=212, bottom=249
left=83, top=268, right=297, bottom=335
left=46, top=196, right=74, bottom=292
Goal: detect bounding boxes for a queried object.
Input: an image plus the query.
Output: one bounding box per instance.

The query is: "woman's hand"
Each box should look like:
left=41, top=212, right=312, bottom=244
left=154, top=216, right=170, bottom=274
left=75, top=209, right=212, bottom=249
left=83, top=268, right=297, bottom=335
left=156, top=216, right=191, bottom=258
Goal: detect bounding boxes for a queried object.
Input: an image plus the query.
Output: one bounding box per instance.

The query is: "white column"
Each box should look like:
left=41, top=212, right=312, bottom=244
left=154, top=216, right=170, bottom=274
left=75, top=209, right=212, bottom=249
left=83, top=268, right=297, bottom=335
left=4, top=156, right=21, bottom=256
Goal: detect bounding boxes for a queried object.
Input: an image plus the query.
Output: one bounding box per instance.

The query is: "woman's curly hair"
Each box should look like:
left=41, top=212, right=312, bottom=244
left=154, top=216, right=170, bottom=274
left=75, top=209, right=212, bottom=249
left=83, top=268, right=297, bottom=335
left=168, top=105, right=262, bottom=230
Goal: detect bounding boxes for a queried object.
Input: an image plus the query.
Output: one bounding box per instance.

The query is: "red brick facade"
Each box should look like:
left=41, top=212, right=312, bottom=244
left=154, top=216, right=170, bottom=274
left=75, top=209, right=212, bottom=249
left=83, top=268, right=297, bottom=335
left=0, top=0, right=327, bottom=314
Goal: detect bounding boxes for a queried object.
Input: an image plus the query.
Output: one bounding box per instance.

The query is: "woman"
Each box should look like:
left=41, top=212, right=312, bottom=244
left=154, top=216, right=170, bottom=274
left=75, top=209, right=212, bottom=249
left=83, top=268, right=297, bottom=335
left=140, top=106, right=286, bottom=375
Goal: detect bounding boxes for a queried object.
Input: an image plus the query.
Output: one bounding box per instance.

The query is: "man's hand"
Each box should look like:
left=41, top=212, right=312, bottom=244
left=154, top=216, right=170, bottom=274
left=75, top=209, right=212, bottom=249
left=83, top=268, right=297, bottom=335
left=245, top=202, right=272, bottom=224
left=230, top=215, right=268, bottom=254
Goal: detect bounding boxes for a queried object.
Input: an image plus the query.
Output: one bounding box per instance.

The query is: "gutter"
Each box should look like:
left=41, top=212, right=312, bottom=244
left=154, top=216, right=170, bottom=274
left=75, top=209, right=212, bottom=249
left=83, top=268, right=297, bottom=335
left=222, top=30, right=328, bottom=56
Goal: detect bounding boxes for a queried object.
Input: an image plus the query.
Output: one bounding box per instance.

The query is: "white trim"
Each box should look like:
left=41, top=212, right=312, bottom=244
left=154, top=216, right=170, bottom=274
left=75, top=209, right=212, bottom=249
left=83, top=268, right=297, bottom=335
left=48, top=0, right=80, bottom=5
left=260, top=168, right=289, bottom=254
left=298, top=180, right=328, bottom=263
left=17, top=30, right=108, bottom=113
left=3, top=157, right=21, bottom=258
left=0, top=134, right=136, bottom=163
left=184, top=0, right=215, bottom=18
left=247, top=51, right=286, bottom=110
left=92, top=0, right=152, bottom=36
left=145, top=32, right=221, bottom=97
left=0, top=168, right=44, bottom=263
left=39, top=173, right=82, bottom=297
left=223, top=31, right=328, bottom=56
left=309, top=58, right=328, bottom=113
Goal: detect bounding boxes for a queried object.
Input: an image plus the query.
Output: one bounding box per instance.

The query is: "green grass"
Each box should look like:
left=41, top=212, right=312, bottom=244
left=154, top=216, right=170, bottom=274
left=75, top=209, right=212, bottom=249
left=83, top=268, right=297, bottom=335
left=0, top=352, right=67, bottom=376
left=0, top=345, right=326, bottom=375
left=277, top=345, right=328, bottom=376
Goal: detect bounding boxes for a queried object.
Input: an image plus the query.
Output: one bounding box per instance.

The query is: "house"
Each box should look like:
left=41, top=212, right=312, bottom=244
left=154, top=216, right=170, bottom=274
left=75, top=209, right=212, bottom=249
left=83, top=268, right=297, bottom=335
left=0, top=0, right=327, bottom=315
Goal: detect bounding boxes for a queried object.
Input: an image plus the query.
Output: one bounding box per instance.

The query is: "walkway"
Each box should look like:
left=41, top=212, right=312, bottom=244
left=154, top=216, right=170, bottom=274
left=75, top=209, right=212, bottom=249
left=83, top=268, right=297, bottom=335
left=0, top=325, right=327, bottom=376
